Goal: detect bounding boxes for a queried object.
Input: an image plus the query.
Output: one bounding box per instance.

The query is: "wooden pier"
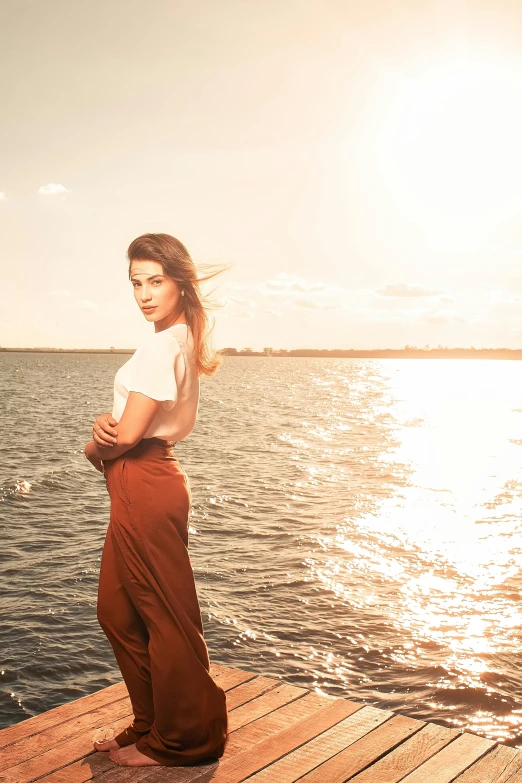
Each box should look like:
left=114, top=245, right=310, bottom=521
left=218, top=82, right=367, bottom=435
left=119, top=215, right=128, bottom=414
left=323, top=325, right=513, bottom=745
left=1, top=662, right=522, bottom=782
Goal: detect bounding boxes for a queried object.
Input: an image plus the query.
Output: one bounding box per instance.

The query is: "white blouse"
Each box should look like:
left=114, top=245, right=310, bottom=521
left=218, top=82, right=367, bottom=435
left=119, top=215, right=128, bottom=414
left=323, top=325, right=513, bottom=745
left=111, top=323, right=200, bottom=442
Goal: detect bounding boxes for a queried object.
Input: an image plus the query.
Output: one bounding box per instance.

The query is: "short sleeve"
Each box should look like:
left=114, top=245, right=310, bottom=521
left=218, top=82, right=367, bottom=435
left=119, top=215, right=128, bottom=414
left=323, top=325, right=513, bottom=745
left=128, top=333, right=185, bottom=411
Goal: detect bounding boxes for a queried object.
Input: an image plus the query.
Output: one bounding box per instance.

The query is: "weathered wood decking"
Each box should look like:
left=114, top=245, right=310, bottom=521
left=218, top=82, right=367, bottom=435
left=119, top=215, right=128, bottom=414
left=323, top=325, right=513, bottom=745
left=1, top=663, right=522, bottom=782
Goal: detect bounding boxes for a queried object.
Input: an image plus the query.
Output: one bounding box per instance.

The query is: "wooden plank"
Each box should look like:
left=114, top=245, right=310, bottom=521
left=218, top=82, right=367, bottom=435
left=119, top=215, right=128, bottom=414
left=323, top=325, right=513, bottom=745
left=34, top=681, right=321, bottom=782
left=0, top=713, right=134, bottom=783
left=502, top=758, right=522, bottom=783
left=225, top=691, right=335, bottom=756
left=193, top=696, right=364, bottom=783
left=0, top=683, right=128, bottom=748
left=0, top=663, right=238, bottom=751
left=210, top=664, right=259, bottom=692
left=39, top=693, right=350, bottom=783
left=228, top=683, right=309, bottom=734
left=0, top=696, right=133, bottom=771
left=296, top=713, right=426, bottom=783
left=0, top=665, right=255, bottom=783
left=109, top=770, right=199, bottom=783
left=4, top=662, right=520, bottom=783
left=239, top=704, right=395, bottom=783
left=93, top=765, right=203, bottom=783
left=398, top=732, right=497, bottom=783
left=349, top=722, right=462, bottom=782
left=453, top=743, right=522, bottom=783
left=225, top=675, right=283, bottom=711
left=110, top=696, right=361, bottom=783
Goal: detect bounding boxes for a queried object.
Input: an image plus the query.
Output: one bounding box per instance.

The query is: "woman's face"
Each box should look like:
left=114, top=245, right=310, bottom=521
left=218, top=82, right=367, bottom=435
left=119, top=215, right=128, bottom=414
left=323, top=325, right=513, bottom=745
left=130, top=259, right=184, bottom=328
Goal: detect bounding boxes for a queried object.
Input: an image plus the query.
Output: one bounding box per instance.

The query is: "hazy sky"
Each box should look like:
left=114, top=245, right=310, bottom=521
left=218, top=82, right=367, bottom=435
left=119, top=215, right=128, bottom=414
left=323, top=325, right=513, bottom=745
left=3, top=0, right=522, bottom=350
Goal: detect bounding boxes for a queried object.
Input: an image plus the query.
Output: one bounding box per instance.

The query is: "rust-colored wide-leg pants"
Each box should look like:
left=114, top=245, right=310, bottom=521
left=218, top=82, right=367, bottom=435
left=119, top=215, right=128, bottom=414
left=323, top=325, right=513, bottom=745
left=97, top=436, right=228, bottom=766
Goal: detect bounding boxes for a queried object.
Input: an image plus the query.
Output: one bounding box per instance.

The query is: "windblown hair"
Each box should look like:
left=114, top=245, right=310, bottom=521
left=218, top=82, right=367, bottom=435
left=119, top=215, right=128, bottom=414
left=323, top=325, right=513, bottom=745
left=127, top=233, right=230, bottom=377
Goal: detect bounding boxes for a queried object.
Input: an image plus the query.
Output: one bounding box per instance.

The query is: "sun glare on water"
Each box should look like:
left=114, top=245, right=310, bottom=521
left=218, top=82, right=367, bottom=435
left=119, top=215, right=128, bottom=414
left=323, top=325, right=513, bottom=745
left=364, top=362, right=522, bottom=696
left=307, top=359, right=522, bottom=741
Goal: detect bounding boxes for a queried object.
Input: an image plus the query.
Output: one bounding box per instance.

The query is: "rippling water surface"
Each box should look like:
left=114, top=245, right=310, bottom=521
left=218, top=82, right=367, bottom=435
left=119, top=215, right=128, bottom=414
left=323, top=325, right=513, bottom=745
left=1, top=353, right=522, bottom=747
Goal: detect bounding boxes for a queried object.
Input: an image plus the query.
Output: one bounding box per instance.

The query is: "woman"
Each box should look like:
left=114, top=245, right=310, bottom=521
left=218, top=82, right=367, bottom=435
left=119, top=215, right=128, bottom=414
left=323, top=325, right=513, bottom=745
left=84, top=233, right=230, bottom=768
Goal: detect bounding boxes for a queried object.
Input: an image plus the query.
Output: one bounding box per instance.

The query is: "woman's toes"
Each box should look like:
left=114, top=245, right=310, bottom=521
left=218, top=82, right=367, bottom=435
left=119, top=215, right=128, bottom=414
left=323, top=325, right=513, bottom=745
left=93, top=737, right=119, bottom=751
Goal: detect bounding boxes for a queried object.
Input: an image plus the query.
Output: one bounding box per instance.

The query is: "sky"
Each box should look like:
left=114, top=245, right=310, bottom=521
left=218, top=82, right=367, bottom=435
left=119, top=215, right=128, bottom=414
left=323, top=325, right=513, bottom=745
left=3, top=0, right=522, bottom=350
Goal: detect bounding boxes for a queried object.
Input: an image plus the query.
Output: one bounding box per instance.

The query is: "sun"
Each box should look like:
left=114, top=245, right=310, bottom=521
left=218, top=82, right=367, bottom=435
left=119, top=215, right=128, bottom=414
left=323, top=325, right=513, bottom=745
left=346, top=45, right=522, bottom=252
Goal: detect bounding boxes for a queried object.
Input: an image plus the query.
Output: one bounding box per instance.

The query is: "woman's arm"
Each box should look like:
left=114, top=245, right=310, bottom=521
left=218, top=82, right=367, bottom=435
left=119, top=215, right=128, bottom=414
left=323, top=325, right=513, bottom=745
left=86, top=392, right=163, bottom=463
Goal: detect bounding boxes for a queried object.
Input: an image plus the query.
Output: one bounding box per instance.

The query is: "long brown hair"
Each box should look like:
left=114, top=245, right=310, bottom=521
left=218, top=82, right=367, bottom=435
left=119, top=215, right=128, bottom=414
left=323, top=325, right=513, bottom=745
left=127, top=233, right=231, bottom=377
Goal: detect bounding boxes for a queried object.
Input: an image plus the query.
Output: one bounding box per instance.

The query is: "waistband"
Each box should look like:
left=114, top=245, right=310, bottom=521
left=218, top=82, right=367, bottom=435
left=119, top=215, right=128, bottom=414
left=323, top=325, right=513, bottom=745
left=145, top=437, right=176, bottom=446
left=103, top=437, right=177, bottom=470
left=125, top=437, right=177, bottom=456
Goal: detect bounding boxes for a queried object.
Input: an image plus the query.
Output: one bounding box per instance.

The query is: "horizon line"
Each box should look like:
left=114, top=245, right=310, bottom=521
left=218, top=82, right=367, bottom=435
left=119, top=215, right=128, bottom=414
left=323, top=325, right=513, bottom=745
left=4, top=346, right=522, bottom=355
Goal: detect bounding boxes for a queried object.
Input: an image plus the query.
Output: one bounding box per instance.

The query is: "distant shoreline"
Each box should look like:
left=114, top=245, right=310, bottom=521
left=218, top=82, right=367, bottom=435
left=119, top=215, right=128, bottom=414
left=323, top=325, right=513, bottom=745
left=4, top=347, right=522, bottom=359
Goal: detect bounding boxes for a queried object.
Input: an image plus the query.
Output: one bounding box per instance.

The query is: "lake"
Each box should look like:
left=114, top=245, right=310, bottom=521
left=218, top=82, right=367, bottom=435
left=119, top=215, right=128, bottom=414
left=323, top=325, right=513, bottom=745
left=1, top=354, right=521, bottom=748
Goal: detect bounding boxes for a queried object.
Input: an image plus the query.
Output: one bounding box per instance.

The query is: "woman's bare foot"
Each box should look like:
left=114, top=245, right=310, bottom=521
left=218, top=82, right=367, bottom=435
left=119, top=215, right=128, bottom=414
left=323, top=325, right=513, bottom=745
left=93, top=736, right=120, bottom=752
left=109, top=743, right=161, bottom=766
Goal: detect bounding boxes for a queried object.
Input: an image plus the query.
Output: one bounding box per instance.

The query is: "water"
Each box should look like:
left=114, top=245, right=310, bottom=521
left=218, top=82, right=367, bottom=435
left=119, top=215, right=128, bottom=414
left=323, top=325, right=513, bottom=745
left=1, top=353, right=521, bottom=747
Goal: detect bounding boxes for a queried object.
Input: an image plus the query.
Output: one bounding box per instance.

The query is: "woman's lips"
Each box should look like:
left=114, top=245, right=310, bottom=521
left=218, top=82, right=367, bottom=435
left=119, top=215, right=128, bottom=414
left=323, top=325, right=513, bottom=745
left=142, top=307, right=156, bottom=312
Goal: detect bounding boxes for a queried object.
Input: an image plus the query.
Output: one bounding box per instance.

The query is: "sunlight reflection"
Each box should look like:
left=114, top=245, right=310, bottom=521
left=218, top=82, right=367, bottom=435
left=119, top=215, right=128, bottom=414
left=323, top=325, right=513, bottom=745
left=362, top=363, right=522, bottom=671
left=305, top=360, right=522, bottom=741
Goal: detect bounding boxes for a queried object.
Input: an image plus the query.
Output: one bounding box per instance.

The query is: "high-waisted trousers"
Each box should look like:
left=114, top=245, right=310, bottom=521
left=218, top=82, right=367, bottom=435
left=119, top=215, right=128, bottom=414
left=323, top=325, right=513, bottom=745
left=97, top=436, right=228, bottom=766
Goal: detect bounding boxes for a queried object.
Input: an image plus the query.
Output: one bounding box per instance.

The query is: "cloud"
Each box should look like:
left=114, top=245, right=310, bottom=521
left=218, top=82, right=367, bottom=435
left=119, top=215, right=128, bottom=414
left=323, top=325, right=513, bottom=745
left=0, top=192, right=6, bottom=200
left=256, top=273, right=348, bottom=312
left=222, top=275, right=462, bottom=321
left=38, top=183, right=70, bottom=195
left=421, top=310, right=465, bottom=324
left=375, top=283, right=446, bottom=297
left=292, top=297, right=324, bottom=309
left=225, top=296, right=257, bottom=308
left=77, top=299, right=99, bottom=312
left=260, top=272, right=330, bottom=295
left=503, top=275, right=522, bottom=291
left=292, top=297, right=345, bottom=310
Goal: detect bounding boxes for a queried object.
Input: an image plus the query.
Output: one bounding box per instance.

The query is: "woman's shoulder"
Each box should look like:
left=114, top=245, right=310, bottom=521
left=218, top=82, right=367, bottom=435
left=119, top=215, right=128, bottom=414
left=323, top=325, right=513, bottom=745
left=165, top=323, right=191, bottom=344
left=140, top=325, right=187, bottom=348
left=150, top=324, right=190, bottom=343
left=131, top=326, right=194, bottom=376
left=160, top=325, right=195, bottom=358
left=133, top=329, right=182, bottom=365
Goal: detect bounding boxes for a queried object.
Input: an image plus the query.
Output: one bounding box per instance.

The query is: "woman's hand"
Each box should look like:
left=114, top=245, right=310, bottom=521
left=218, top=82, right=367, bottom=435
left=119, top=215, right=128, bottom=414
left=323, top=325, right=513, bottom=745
left=85, top=441, right=105, bottom=474
left=92, top=414, right=119, bottom=448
